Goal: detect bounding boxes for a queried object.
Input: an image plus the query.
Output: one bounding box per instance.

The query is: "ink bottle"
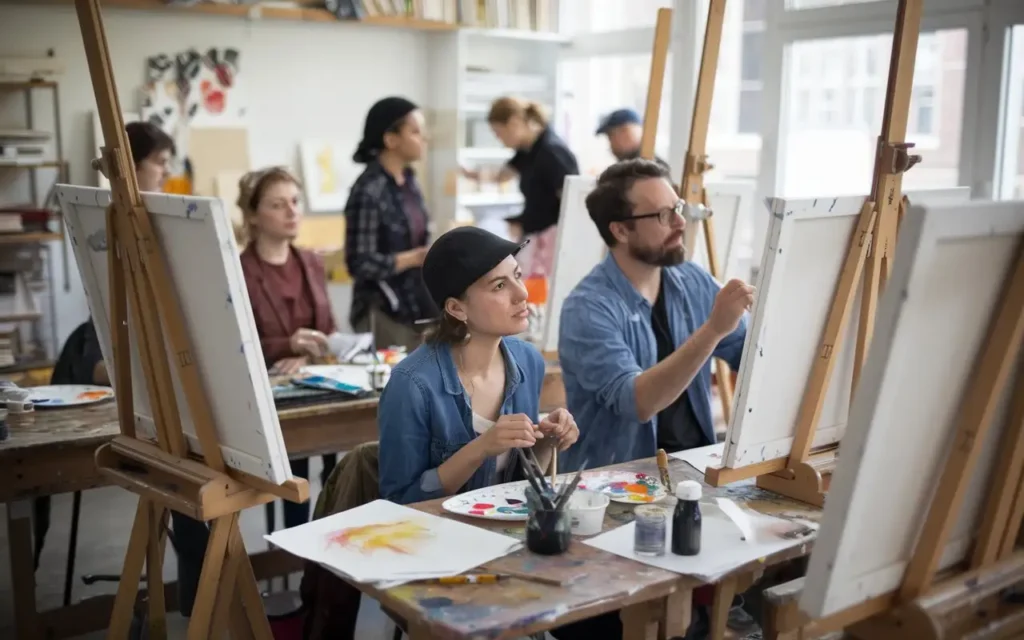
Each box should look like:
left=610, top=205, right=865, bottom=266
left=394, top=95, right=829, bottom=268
left=671, top=480, right=702, bottom=556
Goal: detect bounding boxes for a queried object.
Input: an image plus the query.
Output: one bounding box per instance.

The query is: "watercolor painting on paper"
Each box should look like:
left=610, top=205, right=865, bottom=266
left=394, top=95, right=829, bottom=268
left=326, top=520, right=434, bottom=556
left=265, top=500, right=522, bottom=585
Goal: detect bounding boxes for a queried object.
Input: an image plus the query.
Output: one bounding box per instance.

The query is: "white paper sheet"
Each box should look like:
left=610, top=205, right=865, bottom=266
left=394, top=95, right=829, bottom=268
left=265, top=500, right=522, bottom=586
left=669, top=443, right=725, bottom=474
left=300, top=364, right=373, bottom=391
left=584, top=508, right=814, bottom=582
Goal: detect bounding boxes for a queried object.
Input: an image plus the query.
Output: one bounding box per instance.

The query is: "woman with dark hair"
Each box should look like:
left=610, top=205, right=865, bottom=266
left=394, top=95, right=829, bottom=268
left=377, top=226, right=579, bottom=505
left=125, top=121, right=175, bottom=191
left=345, top=96, right=435, bottom=352
left=462, top=96, right=579, bottom=279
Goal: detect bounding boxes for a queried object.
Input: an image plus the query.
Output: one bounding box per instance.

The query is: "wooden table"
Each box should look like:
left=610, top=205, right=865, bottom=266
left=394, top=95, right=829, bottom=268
left=0, top=365, right=565, bottom=639
left=343, top=456, right=821, bottom=640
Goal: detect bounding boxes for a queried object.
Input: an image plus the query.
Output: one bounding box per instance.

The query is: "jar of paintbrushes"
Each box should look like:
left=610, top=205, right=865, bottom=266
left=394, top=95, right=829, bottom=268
left=516, top=449, right=589, bottom=556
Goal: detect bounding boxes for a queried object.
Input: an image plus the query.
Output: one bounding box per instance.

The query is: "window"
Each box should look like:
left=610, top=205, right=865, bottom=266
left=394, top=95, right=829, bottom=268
left=559, top=54, right=673, bottom=176
left=778, top=29, right=967, bottom=197
left=559, top=0, right=673, bottom=36
left=741, top=32, right=764, bottom=81
left=702, top=0, right=765, bottom=182
left=996, top=25, right=1024, bottom=200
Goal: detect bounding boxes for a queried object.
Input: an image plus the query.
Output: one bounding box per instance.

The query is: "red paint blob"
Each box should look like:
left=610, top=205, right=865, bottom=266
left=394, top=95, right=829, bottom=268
left=472, top=503, right=495, bottom=509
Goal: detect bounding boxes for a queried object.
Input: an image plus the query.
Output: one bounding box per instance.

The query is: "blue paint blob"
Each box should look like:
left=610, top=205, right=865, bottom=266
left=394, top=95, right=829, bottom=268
left=418, top=597, right=454, bottom=609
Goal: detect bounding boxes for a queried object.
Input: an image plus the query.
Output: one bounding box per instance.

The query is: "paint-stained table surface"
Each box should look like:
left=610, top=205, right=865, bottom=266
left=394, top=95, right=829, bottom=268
left=0, top=364, right=565, bottom=503
left=349, top=456, right=822, bottom=640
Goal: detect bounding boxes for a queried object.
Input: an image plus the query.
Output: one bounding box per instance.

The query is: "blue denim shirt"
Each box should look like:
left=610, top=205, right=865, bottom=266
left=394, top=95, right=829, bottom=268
left=558, top=255, right=747, bottom=470
left=378, top=337, right=545, bottom=505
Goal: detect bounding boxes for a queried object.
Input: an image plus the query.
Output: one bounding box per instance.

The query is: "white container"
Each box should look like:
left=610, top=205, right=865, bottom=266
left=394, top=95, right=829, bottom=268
left=568, top=490, right=610, bottom=536
left=367, top=363, right=391, bottom=390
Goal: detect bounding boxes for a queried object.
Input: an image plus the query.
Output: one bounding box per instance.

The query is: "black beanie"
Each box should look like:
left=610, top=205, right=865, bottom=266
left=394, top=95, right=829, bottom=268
left=353, top=96, right=418, bottom=164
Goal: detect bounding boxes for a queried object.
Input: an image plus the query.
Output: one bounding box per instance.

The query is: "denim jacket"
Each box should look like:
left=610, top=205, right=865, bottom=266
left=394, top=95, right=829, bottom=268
left=558, top=255, right=748, bottom=471
left=378, top=337, right=546, bottom=505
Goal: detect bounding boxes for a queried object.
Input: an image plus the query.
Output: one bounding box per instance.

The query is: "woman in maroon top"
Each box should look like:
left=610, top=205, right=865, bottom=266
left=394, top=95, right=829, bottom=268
left=237, top=166, right=338, bottom=528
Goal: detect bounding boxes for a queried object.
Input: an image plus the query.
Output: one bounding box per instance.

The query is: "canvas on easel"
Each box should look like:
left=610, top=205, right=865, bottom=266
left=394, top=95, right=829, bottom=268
left=716, top=187, right=968, bottom=470
left=797, top=200, right=1024, bottom=633
left=689, top=180, right=755, bottom=282
left=58, top=186, right=292, bottom=483
left=706, top=0, right=926, bottom=506
left=71, top=1, right=307, bottom=637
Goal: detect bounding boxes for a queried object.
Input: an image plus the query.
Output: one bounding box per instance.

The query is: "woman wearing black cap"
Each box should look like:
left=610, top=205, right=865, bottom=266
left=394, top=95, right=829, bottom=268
left=377, top=226, right=579, bottom=506
left=345, top=96, right=435, bottom=351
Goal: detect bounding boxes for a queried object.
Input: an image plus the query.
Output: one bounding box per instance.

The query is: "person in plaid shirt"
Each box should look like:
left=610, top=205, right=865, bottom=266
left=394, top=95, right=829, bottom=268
left=345, top=96, right=437, bottom=350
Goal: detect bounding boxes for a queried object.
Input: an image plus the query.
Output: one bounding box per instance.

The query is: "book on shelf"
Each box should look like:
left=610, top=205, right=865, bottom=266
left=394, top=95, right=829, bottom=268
left=325, top=0, right=559, bottom=31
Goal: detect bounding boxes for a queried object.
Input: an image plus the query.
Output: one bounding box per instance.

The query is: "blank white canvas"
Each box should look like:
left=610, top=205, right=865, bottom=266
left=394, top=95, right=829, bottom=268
left=57, top=185, right=292, bottom=484
left=689, top=180, right=755, bottom=282
left=801, top=199, right=1024, bottom=618
left=722, top=188, right=970, bottom=469
left=542, top=175, right=600, bottom=353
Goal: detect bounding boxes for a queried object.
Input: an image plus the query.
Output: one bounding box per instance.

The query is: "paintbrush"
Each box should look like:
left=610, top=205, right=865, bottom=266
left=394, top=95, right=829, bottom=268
left=516, top=448, right=554, bottom=510
left=498, top=568, right=578, bottom=587
left=553, top=458, right=589, bottom=512
left=656, top=448, right=673, bottom=491
left=526, top=447, right=551, bottom=493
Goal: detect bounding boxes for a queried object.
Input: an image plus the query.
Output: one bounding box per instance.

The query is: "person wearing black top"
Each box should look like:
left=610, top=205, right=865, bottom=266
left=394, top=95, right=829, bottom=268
left=345, top=96, right=436, bottom=351
left=463, top=97, right=579, bottom=278
left=595, top=108, right=672, bottom=172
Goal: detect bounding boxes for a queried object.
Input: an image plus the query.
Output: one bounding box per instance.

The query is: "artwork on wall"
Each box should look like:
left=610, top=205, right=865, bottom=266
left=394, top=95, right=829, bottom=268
left=137, top=47, right=245, bottom=195
left=299, top=139, right=355, bottom=212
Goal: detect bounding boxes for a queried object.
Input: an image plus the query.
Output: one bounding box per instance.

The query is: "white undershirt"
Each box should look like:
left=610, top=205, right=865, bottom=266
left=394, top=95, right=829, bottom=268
left=472, top=412, right=508, bottom=472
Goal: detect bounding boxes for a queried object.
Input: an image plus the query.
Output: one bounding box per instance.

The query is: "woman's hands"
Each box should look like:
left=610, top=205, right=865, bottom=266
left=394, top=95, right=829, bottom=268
left=538, top=408, right=579, bottom=452
left=289, top=328, right=328, bottom=358
left=476, top=413, right=543, bottom=458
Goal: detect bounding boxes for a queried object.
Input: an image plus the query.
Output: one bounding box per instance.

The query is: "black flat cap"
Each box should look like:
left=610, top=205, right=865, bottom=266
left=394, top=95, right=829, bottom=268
left=422, top=227, right=528, bottom=310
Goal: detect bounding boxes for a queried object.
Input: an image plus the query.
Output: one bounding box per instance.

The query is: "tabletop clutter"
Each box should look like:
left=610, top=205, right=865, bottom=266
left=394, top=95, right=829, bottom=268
left=267, top=447, right=821, bottom=590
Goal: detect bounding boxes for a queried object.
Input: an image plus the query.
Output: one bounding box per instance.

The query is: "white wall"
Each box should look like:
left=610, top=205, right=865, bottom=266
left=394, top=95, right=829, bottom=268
left=0, top=4, right=431, bottom=347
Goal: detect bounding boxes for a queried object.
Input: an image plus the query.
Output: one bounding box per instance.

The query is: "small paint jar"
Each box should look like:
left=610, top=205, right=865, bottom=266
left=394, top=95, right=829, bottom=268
left=633, top=505, right=668, bottom=556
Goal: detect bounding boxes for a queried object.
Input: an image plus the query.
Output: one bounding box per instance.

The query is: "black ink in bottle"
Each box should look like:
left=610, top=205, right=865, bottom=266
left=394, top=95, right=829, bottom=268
left=671, top=480, right=702, bottom=556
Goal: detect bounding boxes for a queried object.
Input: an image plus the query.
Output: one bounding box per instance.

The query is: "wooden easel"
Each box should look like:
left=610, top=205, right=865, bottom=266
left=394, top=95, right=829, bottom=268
left=706, top=0, right=923, bottom=505
left=762, top=240, right=1024, bottom=640
left=678, top=0, right=735, bottom=424
left=639, top=8, right=672, bottom=160
left=74, top=1, right=308, bottom=638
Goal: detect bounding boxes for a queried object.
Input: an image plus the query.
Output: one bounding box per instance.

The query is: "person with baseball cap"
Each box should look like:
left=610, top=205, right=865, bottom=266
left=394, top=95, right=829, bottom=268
left=377, top=226, right=579, bottom=508
left=596, top=108, right=672, bottom=171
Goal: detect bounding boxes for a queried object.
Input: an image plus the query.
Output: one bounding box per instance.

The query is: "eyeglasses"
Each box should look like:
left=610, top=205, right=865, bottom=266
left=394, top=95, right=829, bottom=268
left=613, top=200, right=686, bottom=226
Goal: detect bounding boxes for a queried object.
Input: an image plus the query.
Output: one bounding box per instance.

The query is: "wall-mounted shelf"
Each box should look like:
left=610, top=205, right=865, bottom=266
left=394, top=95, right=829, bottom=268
left=0, top=232, right=63, bottom=244
left=17, top=0, right=569, bottom=34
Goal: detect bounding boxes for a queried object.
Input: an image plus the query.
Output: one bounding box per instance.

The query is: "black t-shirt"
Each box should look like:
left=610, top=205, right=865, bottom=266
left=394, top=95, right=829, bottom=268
left=506, top=128, right=580, bottom=236
left=650, top=278, right=709, bottom=453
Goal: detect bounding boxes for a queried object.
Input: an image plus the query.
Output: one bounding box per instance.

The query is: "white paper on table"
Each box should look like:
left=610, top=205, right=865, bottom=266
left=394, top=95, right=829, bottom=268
left=299, top=364, right=373, bottom=391
left=265, top=500, right=521, bottom=584
left=669, top=443, right=725, bottom=473
left=584, top=508, right=815, bottom=583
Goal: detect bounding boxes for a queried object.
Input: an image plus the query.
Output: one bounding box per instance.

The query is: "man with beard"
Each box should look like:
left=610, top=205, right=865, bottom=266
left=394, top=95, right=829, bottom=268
left=557, top=158, right=754, bottom=471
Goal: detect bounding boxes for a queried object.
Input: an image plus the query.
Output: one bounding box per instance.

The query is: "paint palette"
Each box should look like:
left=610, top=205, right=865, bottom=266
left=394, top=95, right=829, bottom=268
left=25, top=385, right=114, bottom=408
left=442, top=481, right=533, bottom=521
left=580, top=471, right=667, bottom=504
